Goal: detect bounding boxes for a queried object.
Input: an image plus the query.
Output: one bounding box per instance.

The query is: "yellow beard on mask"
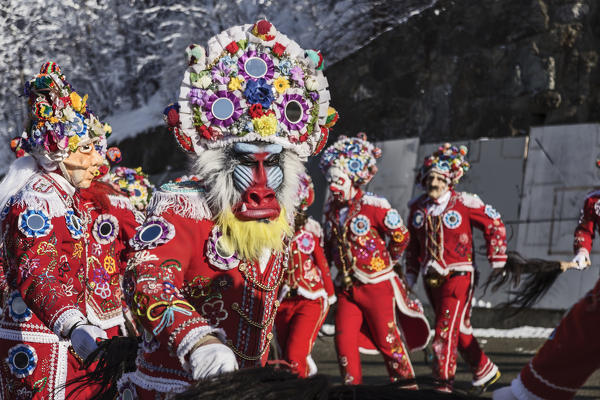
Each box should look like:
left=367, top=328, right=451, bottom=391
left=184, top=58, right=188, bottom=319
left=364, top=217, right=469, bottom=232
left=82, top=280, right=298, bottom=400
left=216, top=208, right=292, bottom=262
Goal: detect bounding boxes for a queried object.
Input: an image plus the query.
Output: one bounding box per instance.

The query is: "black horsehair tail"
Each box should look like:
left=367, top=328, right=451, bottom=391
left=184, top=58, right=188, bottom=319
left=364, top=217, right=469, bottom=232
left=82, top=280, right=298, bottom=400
left=483, top=251, right=563, bottom=314
left=62, top=335, right=139, bottom=400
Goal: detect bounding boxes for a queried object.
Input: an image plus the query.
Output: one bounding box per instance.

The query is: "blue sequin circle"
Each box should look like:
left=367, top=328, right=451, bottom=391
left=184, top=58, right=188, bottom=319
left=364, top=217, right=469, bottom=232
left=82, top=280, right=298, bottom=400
left=7, top=344, right=37, bottom=378
left=18, top=209, right=52, bottom=238
left=384, top=209, right=403, bottom=229
left=443, top=210, right=462, bottom=229
left=412, top=210, right=424, bottom=229
left=350, top=215, right=370, bottom=236
left=8, top=291, right=32, bottom=322
left=65, top=210, right=84, bottom=239
left=484, top=205, right=501, bottom=220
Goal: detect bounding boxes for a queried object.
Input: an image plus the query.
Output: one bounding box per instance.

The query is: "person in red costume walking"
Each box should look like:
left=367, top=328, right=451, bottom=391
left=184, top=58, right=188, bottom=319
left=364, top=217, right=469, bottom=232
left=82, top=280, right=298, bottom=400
left=116, top=19, right=338, bottom=399
left=274, top=172, right=336, bottom=377
left=320, top=133, right=431, bottom=387
left=406, top=143, right=507, bottom=393
left=0, top=62, right=139, bottom=399
left=493, top=169, right=600, bottom=400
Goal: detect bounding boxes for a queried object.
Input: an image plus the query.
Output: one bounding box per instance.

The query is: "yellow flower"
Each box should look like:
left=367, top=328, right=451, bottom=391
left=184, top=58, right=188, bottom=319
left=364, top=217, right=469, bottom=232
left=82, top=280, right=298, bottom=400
left=68, top=135, right=80, bottom=152
left=369, top=256, right=386, bottom=272
left=273, top=76, right=290, bottom=94
left=103, top=123, right=112, bottom=135
left=49, top=117, right=59, bottom=124
left=70, top=92, right=88, bottom=113
left=228, top=76, right=244, bottom=91
left=252, top=113, right=278, bottom=137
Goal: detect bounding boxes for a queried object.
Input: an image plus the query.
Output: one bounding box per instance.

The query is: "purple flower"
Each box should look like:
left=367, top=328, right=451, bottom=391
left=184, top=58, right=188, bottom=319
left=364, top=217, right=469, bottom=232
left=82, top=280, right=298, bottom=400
left=244, top=78, right=274, bottom=108
left=310, top=91, right=320, bottom=102
left=211, top=61, right=231, bottom=85
left=189, top=89, right=212, bottom=107
left=290, top=66, right=304, bottom=86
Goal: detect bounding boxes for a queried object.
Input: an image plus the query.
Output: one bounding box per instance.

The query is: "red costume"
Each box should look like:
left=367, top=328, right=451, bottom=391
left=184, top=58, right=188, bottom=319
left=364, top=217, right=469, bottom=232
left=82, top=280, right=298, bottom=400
left=320, top=134, right=430, bottom=386
left=494, top=191, right=600, bottom=400
left=116, top=19, right=338, bottom=399
left=407, top=144, right=506, bottom=391
left=0, top=63, right=138, bottom=399
left=275, top=174, right=335, bottom=377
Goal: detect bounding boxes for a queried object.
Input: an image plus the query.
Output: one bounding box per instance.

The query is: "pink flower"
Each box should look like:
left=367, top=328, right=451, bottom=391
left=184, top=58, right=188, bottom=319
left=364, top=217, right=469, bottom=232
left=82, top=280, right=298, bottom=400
left=290, top=66, right=304, bottom=86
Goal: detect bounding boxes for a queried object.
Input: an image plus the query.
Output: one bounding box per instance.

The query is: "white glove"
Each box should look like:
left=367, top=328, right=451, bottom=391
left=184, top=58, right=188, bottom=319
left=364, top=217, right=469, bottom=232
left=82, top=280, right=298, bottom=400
left=572, top=250, right=591, bottom=270
left=189, top=343, right=238, bottom=380
left=71, top=324, right=108, bottom=361
left=327, top=294, right=337, bottom=306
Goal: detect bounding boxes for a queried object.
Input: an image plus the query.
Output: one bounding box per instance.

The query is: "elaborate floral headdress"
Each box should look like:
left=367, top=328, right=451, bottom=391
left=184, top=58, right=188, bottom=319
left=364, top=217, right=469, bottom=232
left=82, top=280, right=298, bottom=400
left=319, top=132, right=381, bottom=185
left=14, top=62, right=110, bottom=167
left=416, top=143, right=470, bottom=186
left=163, top=19, right=338, bottom=161
left=110, top=166, right=155, bottom=211
left=296, top=172, right=315, bottom=211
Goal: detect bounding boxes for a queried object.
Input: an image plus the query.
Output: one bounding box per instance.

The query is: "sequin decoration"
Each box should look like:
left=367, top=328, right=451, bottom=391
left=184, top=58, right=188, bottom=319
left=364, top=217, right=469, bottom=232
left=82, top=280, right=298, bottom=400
left=296, top=231, right=315, bottom=254
left=412, top=210, right=424, bottom=229
left=65, top=210, right=84, bottom=239
left=484, top=204, right=501, bottom=220
left=350, top=214, right=370, bottom=236
left=206, top=226, right=240, bottom=270
left=8, top=291, right=32, bottom=322
left=443, top=210, right=462, bottom=229
left=7, top=344, right=37, bottom=378
left=18, top=209, right=52, bottom=238
left=384, top=209, right=403, bottom=229
left=130, top=216, right=175, bottom=250
left=92, top=214, right=119, bottom=245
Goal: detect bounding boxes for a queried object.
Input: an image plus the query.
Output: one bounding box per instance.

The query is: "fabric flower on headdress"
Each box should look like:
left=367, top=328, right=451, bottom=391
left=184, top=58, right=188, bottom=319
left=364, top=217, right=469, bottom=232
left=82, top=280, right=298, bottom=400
left=110, top=166, right=155, bottom=211
left=296, top=172, right=315, bottom=211
left=319, top=132, right=381, bottom=186
left=21, top=62, right=109, bottom=166
left=165, top=19, right=338, bottom=161
left=416, top=143, right=470, bottom=187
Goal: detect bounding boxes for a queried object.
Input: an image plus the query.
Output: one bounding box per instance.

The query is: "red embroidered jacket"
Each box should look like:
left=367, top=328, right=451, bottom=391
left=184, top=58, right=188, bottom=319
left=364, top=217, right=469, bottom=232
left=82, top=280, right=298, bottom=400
left=323, top=190, right=410, bottom=285
left=127, top=182, right=288, bottom=393
left=573, top=191, right=600, bottom=255
left=283, top=217, right=334, bottom=300
left=405, top=190, right=508, bottom=280
left=0, top=173, right=139, bottom=396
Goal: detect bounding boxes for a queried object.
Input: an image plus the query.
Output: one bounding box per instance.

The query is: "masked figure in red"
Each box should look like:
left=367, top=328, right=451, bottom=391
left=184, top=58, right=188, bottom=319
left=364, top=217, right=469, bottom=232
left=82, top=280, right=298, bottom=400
left=320, top=133, right=431, bottom=387
left=117, top=20, right=337, bottom=399
left=0, top=63, right=139, bottom=399
left=406, top=143, right=506, bottom=393
left=274, top=172, right=335, bottom=377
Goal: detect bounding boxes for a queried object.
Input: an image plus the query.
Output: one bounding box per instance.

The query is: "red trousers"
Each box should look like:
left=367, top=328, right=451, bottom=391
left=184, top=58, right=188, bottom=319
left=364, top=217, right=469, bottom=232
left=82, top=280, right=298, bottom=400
left=335, top=279, right=415, bottom=384
left=426, top=272, right=494, bottom=385
left=517, top=279, right=600, bottom=399
left=274, top=296, right=327, bottom=377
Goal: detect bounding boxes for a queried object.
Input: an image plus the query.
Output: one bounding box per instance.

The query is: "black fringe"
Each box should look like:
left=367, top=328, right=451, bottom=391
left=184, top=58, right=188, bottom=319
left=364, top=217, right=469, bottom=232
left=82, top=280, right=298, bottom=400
left=483, top=251, right=563, bottom=314
left=64, top=336, right=139, bottom=400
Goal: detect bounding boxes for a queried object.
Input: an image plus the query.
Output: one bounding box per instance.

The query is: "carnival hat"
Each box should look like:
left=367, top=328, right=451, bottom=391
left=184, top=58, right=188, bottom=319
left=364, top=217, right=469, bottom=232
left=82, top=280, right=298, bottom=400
left=416, top=142, right=470, bottom=186
left=319, top=132, right=381, bottom=185
left=16, top=62, right=111, bottom=167
left=110, top=166, right=155, bottom=211
left=164, top=19, right=338, bottom=160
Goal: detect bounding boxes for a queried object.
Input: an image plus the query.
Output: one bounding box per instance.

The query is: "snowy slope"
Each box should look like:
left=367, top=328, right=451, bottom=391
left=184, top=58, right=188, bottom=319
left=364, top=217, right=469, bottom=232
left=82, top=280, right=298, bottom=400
left=0, top=0, right=436, bottom=172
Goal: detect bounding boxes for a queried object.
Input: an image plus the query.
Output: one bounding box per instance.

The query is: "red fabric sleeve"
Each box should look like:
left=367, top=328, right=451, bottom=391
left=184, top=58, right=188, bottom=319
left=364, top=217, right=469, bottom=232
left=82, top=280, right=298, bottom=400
left=371, top=205, right=410, bottom=264
left=573, top=197, right=596, bottom=254
left=312, top=232, right=335, bottom=296
left=404, top=208, right=421, bottom=278
left=469, top=202, right=508, bottom=265
left=3, top=204, right=83, bottom=334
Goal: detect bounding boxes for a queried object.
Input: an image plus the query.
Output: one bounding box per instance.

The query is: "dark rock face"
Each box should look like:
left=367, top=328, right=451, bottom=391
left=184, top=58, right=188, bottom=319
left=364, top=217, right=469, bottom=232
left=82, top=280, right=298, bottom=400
left=326, top=0, right=600, bottom=143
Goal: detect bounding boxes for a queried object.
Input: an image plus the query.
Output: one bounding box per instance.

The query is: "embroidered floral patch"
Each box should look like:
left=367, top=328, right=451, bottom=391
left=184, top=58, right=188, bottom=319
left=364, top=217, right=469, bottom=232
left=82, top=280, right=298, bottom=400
left=206, top=226, right=240, bottom=270
left=93, top=214, right=119, bottom=245
left=484, top=204, right=501, bottom=220
left=296, top=231, right=315, bottom=254
left=412, top=210, right=424, bottom=229
left=350, top=214, right=370, bottom=236
left=18, top=209, right=52, bottom=238
left=384, top=209, right=403, bottom=230
left=130, top=216, right=175, bottom=250
left=65, top=210, right=84, bottom=239
left=7, top=344, right=37, bottom=378
left=443, top=210, right=462, bottom=229
left=8, top=291, right=32, bottom=322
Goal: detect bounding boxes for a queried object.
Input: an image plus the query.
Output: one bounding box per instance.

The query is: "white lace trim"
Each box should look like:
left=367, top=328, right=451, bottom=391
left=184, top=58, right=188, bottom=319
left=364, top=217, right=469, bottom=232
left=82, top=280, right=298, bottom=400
left=303, top=217, right=323, bottom=238
left=117, top=370, right=190, bottom=394
left=85, top=304, right=125, bottom=331
left=147, top=190, right=212, bottom=220
left=12, top=183, right=69, bottom=219
left=176, top=326, right=226, bottom=372
left=351, top=265, right=395, bottom=284
left=0, top=327, right=60, bottom=343
left=458, top=192, right=484, bottom=209
left=361, top=193, right=391, bottom=209
left=53, top=340, right=70, bottom=400
left=52, top=308, right=86, bottom=337
left=297, top=287, right=328, bottom=301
